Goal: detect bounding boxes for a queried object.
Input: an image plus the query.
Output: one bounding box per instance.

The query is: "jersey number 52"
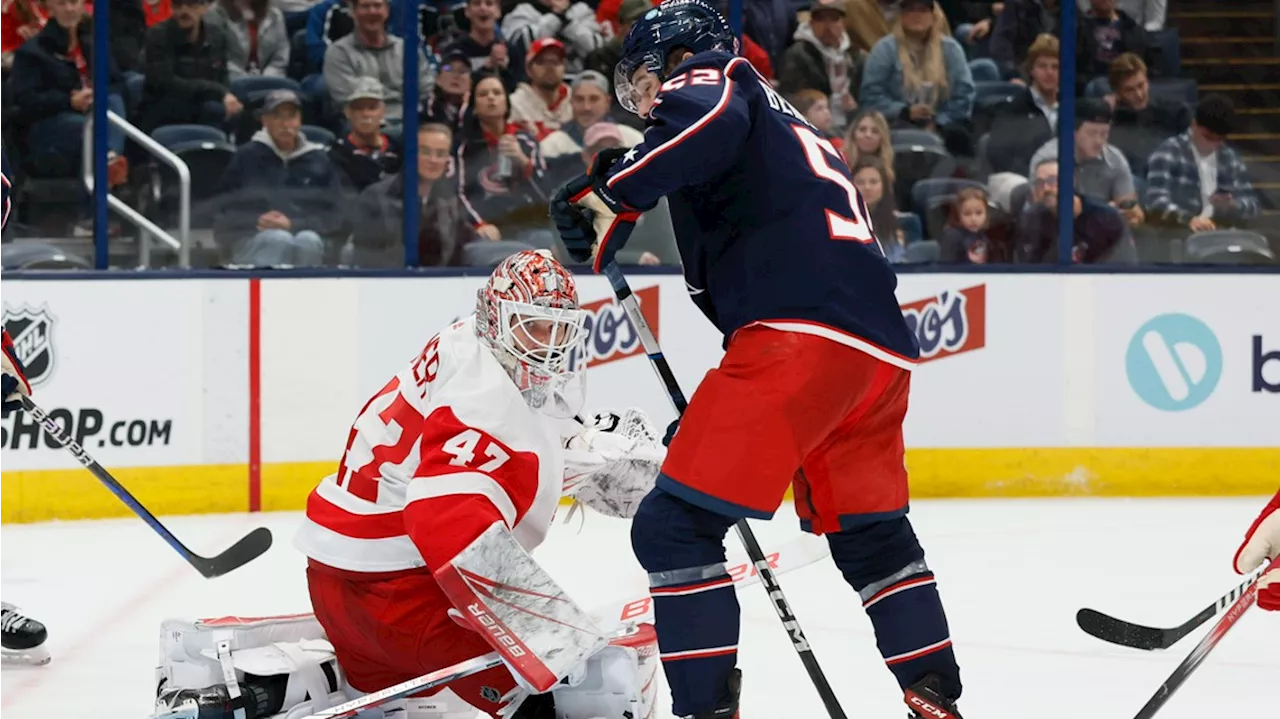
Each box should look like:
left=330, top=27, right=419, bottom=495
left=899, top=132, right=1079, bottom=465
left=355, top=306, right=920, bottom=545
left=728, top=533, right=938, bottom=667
left=791, top=125, right=877, bottom=245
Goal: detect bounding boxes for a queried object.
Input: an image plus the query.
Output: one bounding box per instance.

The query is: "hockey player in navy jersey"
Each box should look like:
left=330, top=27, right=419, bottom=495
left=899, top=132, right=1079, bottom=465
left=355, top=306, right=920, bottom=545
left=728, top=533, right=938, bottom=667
left=549, top=2, right=963, bottom=717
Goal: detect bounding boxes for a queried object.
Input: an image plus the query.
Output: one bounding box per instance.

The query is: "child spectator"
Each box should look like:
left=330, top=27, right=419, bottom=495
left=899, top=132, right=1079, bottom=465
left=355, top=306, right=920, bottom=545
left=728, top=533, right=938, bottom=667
left=502, top=0, right=605, bottom=74
left=940, top=186, right=997, bottom=263
left=841, top=109, right=895, bottom=179
left=789, top=89, right=842, bottom=151
left=329, top=77, right=402, bottom=192
left=139, top=0, right=243, bottom=132
left=860, top=0, right=975, bottom=156
left=850, top=156, right=904, bottom=262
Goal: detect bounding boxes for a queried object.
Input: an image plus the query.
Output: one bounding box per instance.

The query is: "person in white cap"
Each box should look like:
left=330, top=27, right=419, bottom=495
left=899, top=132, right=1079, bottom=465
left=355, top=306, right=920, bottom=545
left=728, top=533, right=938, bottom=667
left=329, top=76, right=403, bottom=192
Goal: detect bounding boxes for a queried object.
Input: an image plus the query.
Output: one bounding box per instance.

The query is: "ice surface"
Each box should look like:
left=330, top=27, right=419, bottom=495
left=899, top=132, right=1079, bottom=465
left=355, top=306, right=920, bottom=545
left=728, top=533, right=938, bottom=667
left=3, top=497, right=1276, bottom=718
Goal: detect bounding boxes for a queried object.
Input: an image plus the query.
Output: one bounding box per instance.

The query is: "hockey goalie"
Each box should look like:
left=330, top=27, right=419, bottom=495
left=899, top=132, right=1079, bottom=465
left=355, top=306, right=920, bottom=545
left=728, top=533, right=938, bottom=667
left=152, top=251, right=665, bottom=719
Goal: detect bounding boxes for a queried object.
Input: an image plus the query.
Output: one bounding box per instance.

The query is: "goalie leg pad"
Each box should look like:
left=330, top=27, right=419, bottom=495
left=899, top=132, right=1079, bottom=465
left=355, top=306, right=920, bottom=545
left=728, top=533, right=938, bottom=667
left=829, top=519, right=962, bottom=701
left=552, top=623, right=658, bottom=719
left=630, top=488, right=740, bottom=717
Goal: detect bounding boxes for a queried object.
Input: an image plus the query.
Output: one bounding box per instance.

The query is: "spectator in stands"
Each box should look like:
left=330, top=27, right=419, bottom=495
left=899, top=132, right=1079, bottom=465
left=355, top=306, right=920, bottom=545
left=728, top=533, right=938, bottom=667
left=110, top=0, right=151, bottom=73
left=1105, top=51, right=1188, bottom=173
left=9, top=0, right=128, bottom=183
left=1016, top=158, right=1125, bottom=262
left=1076, top=0, right=1158, bottom=95
left=323, top=0, right=433, bottom=121
left=452, top=0, right=513, bottom=87
left=1075, top=0, right=1164, bottom=31
left=215, top=89, right=346, bottom=265
left=940, top=186, right=1001, bottom=263
left=861, top=0, right=975, bottom=155
left=143, top=0, right=175, bottom=26
left=851, top=156, right=904, bottom=262
left=423, top=43, right=473, bottom=136
left=540, top=70, right=642, bottom=158
left=502, top=0, right=605, bottom=74
left=509, top=37, right=570, bottom=140
left=841, top=109, right=894, bottom=178
left=139, top=0, right=243, bottom=132
left=1028, top=99, right=1143, bottom=226
left=456, top=71, right=549, bottom=247
left=778, top=0, right=861, bottom=133
left=844, top=0, right=951, bottom=54
left=545, top=120, right=622, bottom=197
left=789, top=90, right=842, bottom=150
left=943, top=1, right=1002, bottom=56
left=305, top=0, right=352, bottom=70
left=990, top=0, right=1059, bottom=80
left=354, top=122, right=476, bottom=266
left=207, top=0, right=290, bottom=79
left=2, top=0, right=47, bottom=74
left=582, top=0, right=650, bottom=87
left=1145, top=94, right=1261, bottom=233
left=329, top=77, right=402, bottom=191
left=986, top=33, right=1057, bottom=178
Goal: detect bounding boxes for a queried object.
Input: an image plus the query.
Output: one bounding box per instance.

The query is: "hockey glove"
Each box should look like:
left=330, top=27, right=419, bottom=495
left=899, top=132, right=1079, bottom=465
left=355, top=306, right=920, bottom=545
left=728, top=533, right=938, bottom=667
left=1234, top=489, right=1280, bottom=611
left=549, top=149, right=642, bottom=273
left=1, top=328, right=31, bottom=417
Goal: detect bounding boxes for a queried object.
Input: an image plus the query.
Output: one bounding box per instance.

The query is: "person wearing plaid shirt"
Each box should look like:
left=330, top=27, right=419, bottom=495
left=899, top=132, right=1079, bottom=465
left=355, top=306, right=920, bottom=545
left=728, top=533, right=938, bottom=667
left=1144, top=94, right=1260, bottom=232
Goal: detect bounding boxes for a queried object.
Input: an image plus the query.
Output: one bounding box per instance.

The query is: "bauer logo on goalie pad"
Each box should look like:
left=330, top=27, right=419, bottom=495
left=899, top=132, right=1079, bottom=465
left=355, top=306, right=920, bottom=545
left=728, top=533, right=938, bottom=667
left=2, top=304, right=56, bottom=387
left=567, top=285, right=660, bottom=372
left=900, top=284, right=986, bottom=363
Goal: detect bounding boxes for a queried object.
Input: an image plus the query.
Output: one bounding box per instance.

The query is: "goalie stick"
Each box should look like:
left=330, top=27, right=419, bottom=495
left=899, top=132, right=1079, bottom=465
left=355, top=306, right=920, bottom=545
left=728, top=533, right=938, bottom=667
left=1131, top=557, right=1278, bottom=719
left=1076, top=564, right=1266, bottom=651
left=20, top=396, right=273, bottom=578
left=298, top=534, right=826, bottom=719
left=602, top=262, right=849, bottom=719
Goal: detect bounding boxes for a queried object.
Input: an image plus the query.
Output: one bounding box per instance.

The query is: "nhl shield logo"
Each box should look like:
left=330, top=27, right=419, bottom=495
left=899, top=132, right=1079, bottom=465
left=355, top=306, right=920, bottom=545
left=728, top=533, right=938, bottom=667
left=2, top=304, right=56, bottom=387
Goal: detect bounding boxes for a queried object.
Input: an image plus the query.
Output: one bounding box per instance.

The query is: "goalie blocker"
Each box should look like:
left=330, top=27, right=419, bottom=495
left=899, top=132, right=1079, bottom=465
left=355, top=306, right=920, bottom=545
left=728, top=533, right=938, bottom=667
left=151, top=613, right=658, bottom=719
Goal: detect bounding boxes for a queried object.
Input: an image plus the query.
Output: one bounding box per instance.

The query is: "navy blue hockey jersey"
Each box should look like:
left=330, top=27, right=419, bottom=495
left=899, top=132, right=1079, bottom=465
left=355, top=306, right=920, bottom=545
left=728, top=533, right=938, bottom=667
left=604, top=52, right=919, bottom=365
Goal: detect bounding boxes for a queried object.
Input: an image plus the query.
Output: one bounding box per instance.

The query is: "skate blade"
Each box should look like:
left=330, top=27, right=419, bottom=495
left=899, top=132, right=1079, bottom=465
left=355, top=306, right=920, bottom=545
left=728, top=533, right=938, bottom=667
left=2, top=645, right=51, bottom=666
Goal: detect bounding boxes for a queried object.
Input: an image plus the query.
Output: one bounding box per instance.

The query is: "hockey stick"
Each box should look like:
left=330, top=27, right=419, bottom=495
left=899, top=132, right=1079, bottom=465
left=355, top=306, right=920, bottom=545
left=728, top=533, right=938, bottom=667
left=1131, top=557, right=1277, bottom=719
left=298, top=534, right=826, bottom=719
left=1076, top=565, right=1266, bottom=651
left=602, top=262, right=849, bottom=719
left=19, top=396, right=273, bottom=578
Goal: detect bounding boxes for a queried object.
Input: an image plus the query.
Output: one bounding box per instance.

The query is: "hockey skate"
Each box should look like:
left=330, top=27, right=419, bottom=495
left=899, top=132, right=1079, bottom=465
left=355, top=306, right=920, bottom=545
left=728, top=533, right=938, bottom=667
left=679, top=668, right=741, bottom=719
left=1, top=601, right=50, bottom=666
left=904, top=674, right=963, bottom=719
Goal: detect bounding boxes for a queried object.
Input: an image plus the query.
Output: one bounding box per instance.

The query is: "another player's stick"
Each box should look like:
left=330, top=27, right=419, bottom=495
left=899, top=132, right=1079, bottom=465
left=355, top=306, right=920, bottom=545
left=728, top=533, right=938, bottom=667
left=297, top=534, right=825, bottom=719
left=1130, top=557, right=1277, bottom=719
left=1076, top=565, right=1266, bottom=650
left=602, top=262, right=849, bottom=719
left=18, top=396, right=273, bottom=578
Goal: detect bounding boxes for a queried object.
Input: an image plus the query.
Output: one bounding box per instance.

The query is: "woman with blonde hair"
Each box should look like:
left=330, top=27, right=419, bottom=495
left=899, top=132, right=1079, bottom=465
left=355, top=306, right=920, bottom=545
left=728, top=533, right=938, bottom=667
left=859, top=0, right=975, bottom=155
left=842, top=0, right=951, bottom=54
left=842, top=109, right=895, bottom=180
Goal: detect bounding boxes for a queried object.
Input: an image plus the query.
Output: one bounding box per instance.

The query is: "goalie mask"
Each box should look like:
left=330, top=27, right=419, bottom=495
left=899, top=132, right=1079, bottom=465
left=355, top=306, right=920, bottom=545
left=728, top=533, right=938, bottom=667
left=476, top=250, right=589, bottom=418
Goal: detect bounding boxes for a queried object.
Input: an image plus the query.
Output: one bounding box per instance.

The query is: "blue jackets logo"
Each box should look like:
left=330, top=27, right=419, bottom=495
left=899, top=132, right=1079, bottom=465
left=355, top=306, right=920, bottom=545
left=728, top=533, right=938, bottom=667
left=1125, top=314, right=1222, bottom=411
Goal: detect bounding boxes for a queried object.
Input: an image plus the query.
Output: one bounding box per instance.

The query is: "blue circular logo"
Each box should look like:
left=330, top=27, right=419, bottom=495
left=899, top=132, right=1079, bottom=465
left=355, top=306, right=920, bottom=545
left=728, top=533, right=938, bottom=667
left=1125, top=314, right=1222, bottom=411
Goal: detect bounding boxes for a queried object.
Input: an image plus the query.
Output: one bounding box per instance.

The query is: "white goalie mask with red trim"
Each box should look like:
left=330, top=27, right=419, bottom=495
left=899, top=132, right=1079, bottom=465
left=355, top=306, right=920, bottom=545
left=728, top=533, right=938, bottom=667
left=476, top=250, right=589, bottom=417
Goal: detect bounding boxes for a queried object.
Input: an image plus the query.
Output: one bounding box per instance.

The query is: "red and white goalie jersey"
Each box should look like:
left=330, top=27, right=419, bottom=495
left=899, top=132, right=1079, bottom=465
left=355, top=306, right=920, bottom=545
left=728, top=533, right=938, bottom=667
left=295, top=314, right=574, bottom=575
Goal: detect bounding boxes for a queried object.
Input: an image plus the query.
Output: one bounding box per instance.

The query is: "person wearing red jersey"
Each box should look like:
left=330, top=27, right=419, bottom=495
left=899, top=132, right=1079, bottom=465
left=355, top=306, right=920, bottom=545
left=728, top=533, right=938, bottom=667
left=1235, top=488, right=1280, bottom=612
left=151, top=250, right=664, bottom=719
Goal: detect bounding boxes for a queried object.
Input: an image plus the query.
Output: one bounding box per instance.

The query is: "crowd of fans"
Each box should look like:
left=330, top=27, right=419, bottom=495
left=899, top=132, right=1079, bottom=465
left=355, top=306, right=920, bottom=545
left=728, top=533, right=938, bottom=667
left=0, top=0, right=1271, bottom=267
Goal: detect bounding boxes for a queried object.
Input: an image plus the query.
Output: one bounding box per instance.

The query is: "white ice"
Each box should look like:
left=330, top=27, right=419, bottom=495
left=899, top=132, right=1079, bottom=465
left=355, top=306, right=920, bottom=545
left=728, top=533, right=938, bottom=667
left=3, top=498, right=1276, bottom=718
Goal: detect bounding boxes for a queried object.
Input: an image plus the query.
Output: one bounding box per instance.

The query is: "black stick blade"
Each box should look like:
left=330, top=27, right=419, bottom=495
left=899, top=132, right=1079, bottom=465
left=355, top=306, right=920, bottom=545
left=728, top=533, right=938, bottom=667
left=192, top=527, right=273, bottom=578
left=1076, top=608, right=1168, bottom=650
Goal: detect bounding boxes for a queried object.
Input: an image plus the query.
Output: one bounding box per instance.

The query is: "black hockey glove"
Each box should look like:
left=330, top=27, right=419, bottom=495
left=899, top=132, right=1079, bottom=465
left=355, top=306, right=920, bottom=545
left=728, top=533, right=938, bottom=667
left=1, top=329, right=31, bottom=418
left=549, top=148, right=642, bottom=272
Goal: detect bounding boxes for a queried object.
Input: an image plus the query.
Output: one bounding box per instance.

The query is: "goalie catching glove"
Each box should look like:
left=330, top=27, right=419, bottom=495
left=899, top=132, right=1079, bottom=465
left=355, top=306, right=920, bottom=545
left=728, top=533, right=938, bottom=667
left=562, top=408, right=664, bottom=519
left=0, top=326, right=32, bottom=419
left=550, top=149, right=644, bottom=273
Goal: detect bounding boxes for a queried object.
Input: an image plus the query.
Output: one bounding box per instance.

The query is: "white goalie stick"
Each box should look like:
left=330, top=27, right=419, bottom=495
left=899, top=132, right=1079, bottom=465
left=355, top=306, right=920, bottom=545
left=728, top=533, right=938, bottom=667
left=297, top=534, right=830, bottom=719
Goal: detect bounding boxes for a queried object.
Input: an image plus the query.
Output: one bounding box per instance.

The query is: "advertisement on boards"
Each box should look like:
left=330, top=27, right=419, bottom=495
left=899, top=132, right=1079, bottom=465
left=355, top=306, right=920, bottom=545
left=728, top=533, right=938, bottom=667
left=0, top=280, right=248, bottom=471
left=1094, top=275, right=1280, bottom=447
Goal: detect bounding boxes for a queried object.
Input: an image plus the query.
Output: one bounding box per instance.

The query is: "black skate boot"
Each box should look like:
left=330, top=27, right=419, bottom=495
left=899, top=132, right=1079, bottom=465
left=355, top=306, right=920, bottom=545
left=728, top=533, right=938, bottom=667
left=680, top=668, right=742, bottom=719
left=904, top=674, right=963, bottom=719
left=1, top=601, right=50, bottom=666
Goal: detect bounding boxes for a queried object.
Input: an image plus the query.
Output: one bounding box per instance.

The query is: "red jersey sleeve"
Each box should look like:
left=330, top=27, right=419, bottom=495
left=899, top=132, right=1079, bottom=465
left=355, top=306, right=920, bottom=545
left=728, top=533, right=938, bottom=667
left=402, top=406, right=542, bottom=570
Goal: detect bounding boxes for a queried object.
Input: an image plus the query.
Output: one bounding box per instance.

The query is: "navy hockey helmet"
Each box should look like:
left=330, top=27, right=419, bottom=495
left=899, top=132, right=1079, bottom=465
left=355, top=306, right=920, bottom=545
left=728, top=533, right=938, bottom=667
left=614, top=0, right=738, bottom=113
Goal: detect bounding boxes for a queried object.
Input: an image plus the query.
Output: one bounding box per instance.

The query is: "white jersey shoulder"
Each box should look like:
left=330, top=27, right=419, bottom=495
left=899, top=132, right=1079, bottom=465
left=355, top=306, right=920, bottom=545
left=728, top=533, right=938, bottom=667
left=294, top=317, right=567, bottom=573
